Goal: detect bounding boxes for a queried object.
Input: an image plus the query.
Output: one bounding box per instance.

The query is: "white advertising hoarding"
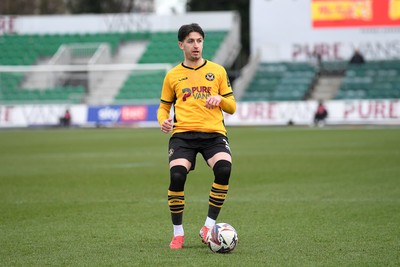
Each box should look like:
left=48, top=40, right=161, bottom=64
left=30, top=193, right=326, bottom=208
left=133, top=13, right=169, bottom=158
left=0, top=12, right=234, bottom=35
left=1, top=100, right=399, bottom=128
left=224, top=99, right=400, bottom=126
left=0, top=105, right=87, bottom=128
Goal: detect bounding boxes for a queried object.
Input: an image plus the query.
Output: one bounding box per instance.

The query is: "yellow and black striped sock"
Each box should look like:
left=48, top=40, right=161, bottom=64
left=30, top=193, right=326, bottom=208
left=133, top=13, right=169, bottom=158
left=208, top=183, right=229, bottom=219
left=168, top=190, right=185, bottom=225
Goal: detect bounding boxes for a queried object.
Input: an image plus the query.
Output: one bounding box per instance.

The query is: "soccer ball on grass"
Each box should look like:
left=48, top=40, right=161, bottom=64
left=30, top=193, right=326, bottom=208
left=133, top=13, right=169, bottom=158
left=207, top=223, right=238, bottom=253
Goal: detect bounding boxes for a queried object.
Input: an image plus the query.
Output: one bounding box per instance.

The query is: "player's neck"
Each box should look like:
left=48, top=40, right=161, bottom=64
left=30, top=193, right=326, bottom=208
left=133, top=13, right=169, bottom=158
left=183, top=58, right=204, bottom=68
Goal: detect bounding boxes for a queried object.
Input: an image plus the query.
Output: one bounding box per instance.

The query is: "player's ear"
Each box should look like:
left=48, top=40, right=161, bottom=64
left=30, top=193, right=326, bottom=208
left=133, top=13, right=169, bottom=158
left=178, top=41, right=184, bottom=50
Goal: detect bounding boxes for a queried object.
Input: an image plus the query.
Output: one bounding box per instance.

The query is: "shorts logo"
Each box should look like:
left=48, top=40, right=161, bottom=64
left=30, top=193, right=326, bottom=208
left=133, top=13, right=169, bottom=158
left=223, top=138, right=231, bottom=152
left=168, top=149, right=174, bottom=157
left=205, top=73, right=215, bottom=81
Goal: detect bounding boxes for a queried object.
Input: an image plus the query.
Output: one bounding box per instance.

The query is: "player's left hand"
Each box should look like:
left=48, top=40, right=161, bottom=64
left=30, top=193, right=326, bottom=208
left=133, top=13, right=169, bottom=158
left=205, top=95, right=222, bottom=109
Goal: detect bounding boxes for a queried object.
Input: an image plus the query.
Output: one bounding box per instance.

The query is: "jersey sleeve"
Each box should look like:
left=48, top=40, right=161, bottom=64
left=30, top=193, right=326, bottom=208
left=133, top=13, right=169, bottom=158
left=218, top=68, right=236, bottom=115
left=157, top=73, right=175, bottom=126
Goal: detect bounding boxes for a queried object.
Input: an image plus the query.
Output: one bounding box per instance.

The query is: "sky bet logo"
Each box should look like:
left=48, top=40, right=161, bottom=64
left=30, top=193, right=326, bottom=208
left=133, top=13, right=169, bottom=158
left=182, top=86, right=211, bottom=101
left=89, top=105, right=150, bottom=123
left=98, top=106, right=120, bottom=121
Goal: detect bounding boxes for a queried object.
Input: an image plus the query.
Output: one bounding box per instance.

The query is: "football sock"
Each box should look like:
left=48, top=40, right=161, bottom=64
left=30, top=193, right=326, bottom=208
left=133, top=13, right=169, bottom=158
left=168, top=190, right=185, bottom=225
left=208, top=160, right=232, bottom=220
left=208, top=183, right=229, bottom=219
left=204, top=217, right=216, bottom=228
left=173, top=224, right=184, bottom=237
left=168, top=165, right=187, bottom=225
left=208, top=160, right=231, bottom=220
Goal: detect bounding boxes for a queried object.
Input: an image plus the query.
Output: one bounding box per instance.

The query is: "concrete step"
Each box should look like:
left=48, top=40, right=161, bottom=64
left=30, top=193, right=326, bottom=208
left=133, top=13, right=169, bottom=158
left=310, top=76, right=343, bottom=101
left=86, top=41, right=148, bottom=105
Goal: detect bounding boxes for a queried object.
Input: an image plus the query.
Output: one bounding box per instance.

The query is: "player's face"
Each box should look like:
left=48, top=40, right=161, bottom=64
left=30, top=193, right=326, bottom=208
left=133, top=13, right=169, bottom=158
left=179, top=32, right=203, bottom=62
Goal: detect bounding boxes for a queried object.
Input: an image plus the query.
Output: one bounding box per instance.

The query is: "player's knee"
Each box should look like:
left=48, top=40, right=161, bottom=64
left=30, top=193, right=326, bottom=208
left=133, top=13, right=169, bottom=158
left=169, top=165, right=187, bottom=191
left=213, top=160, right=231, bottom=185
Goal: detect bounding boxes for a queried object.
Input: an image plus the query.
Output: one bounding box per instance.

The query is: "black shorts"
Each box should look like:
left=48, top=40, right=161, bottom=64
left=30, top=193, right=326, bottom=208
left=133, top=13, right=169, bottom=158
left=168, top=132, right=232, bottom=171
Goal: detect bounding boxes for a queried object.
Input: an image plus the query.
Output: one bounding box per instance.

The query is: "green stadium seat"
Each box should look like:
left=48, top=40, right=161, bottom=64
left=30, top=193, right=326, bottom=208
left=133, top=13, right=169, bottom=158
left=242, top=62, right=315, bottom=101
left=336, top=60, right=400, bottom=100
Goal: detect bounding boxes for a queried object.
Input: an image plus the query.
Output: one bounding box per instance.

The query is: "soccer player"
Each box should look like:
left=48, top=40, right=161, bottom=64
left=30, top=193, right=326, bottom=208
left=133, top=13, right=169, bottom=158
left=157, top=23, right=236, bottom=249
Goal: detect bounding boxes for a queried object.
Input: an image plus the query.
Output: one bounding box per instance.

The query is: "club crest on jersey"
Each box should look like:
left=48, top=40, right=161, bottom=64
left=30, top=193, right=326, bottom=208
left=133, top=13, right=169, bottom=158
left=182, top=88, right=192, bottom=101
left=205, top=73, right=215, bottom=81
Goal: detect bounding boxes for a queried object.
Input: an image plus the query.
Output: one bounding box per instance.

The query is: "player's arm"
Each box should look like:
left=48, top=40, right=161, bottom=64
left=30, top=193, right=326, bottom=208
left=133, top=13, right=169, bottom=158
left=205, top=66, right=236, bottom=114
left=217, top=68, right=236, bottom=114
left=157, top=74, right=175, bottom=133
left=157, top=100, right=171, bottom=125
left=219, top=93, right=236, bottom=114
left=205, top=92, right=236, bottom=114
left=158, top=101, right=173, bottom=133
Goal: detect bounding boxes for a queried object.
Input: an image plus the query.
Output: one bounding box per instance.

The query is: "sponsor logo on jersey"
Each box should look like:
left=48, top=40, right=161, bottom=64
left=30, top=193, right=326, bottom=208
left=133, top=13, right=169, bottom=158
left=182, top=88, right=192, bottom=101
left=182, top=86, right=212, bottom=101
left=192, top=86, right=211, bottom=99
left=178, top=77, right=188, bottom=82
left=169, top=148, right=174, bottom=157
left=205, top=73, right=215, bottom=81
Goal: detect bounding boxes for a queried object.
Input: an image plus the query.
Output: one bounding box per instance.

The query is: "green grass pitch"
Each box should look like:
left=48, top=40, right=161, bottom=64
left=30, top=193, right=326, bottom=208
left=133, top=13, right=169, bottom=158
left=0, top=126, right=399, bottom=266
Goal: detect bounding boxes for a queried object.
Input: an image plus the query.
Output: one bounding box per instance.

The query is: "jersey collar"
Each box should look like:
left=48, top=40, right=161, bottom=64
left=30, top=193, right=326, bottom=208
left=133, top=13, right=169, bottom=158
left=181, top=59, right=207, bottom=70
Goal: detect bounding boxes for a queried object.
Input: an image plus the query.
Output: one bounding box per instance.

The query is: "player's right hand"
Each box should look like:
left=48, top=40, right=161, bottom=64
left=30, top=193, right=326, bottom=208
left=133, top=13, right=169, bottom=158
left=161, top=118, right=173, bottom=133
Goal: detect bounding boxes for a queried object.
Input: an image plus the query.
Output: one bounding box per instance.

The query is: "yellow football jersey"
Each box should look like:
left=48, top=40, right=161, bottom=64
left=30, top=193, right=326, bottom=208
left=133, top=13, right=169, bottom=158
left=157, top=60, right=236, bottom=136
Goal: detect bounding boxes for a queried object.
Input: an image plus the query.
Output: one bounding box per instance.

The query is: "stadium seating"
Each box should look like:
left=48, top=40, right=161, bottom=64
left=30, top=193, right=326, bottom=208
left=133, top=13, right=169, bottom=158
left=335, top=60, right=400, bottom=100
left=115, top=70, right=165, bottom=100
left=0, top=31, right=227, bottom=103
left=241, top=62, right=316, bottom=101
left=114, top=31, right=227, bottom=102
left=241, top=59, right=400, bottom=102
left=137, top=31, right=226, bottom=64
left=0, top=32, right=142, bottom=103
left=0, top=32, right=137, bottom=65
left=2, top=30, right=399, bottom=104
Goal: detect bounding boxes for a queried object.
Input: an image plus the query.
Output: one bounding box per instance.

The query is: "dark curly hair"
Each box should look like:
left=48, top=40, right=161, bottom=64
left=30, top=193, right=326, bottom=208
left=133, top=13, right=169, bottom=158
left=178, top=23, right=205, bottom=42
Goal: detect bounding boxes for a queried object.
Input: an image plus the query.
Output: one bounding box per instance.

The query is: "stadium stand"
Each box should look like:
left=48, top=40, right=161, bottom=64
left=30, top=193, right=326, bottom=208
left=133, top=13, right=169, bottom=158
left=137, top=31, right=226, bottom=64
left=0, top=31, right=228, bottom=104
left=0, top=32, right=140, bottom=103
left=115, top=69, right=165, bottom=100
left=239, top=59, right=400, bottom=102
left=113, top=31, right=228, bottom=102
left=0, top=33, right=131, bottom=66
left=6, top=30, right=397, bottom=104
left=241, top=62, right=316, bottom=101
left=335, top=60, right=400, bottom=100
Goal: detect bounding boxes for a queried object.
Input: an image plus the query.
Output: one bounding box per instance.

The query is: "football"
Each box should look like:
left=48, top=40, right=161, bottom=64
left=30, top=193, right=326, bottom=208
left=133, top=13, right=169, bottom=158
left=207, top=223, right=238, bottom=253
